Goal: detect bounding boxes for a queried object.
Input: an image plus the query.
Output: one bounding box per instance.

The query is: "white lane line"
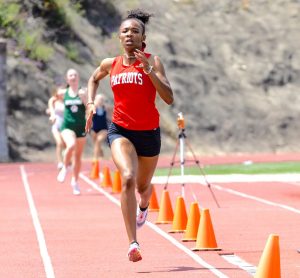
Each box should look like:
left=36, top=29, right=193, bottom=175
left=212, top=184, right=300, bottom=214
left=20, top=165, right=55, bottom=278
left=152, top=174, right=300, bottom=184
left=80, top=173, right=229, bottom=278
left=220, top=254, right=256, bottom=276
left=153, top=175, right=300, bottom=214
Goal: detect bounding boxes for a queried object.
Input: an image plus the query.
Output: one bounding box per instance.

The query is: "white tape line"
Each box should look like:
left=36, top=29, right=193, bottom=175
left=213, top=184, right=300, bottom=214
left=152, top=174, right=300, bottom=184
left=221, top=254, right=256, bottom=276
left=20, top=165, right=55, bottom=278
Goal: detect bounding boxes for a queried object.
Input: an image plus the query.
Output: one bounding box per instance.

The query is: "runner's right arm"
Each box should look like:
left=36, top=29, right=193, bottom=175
left=85, top=58, right=114, bottom=132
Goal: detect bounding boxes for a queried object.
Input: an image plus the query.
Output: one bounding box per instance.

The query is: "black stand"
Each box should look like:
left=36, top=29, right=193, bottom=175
left=164, top=128, right=220, bottom=208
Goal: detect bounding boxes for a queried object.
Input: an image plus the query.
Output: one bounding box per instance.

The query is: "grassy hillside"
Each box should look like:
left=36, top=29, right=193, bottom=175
left=2, top=0, right=300, bottom=161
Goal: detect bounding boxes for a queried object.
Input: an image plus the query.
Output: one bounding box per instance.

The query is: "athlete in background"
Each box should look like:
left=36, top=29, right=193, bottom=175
left=47, top=86, right=66, bottom=169
left=85, top=9, right=174, bottom=262
left=91, top=94, right=111, bottom=161
left=57, top=69, right=87, bottom=195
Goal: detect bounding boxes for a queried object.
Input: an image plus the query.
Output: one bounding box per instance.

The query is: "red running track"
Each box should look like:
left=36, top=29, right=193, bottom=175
left=0, top=154, right=300, bottom=277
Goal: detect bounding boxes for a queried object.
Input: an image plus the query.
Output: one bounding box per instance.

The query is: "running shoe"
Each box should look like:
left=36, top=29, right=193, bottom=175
left=127, top=241, right=142, bottom=262
left=71, top=179, right=81, bottom=195
left=57, top=166, right=68, bottom=183
left=57, top=162, right=64, bottom=170
left=136, top=204, right=149, bottom=229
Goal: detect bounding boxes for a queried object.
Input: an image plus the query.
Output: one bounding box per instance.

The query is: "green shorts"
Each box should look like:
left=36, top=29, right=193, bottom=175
left=61, top=122, right=86, bottom=138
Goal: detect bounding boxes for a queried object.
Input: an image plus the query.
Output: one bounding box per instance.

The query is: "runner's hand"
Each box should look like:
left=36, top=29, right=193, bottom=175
left=49, top=115, right=56, bottom=124
left=85, top=103, right=96, bottom=133
left=134, top=49, right=151, bottom=71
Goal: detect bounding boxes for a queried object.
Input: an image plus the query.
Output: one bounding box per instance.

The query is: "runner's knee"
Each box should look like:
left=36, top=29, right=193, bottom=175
left=65, top=143, right=75, bottom=152
left=57, top=140, right=64, bottom=148
left=137, top=183, right=151, bottom=195
left=121, top=170, right=135, bottom=190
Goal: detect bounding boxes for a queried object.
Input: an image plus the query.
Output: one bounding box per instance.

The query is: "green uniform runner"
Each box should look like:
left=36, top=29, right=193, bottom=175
left=60, top=88, right=86, bottom=137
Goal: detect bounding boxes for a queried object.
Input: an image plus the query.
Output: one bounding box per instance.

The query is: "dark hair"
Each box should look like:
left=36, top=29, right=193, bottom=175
left=126, top=9, right=153, bottom=34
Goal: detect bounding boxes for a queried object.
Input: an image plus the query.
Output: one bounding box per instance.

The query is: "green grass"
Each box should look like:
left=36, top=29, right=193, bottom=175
left=154, top=162, right=300, bottom=176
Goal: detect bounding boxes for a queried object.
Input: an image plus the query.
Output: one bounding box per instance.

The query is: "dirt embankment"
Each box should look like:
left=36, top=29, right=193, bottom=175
left=5, top=0, right=300, bottom=161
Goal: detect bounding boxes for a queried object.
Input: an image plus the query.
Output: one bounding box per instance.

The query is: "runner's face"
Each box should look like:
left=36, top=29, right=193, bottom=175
left=95, top=95, right=104, bottom=106
left=66, top=69, right=79, bottom=86
left=119, top=19, right=145, bottom=51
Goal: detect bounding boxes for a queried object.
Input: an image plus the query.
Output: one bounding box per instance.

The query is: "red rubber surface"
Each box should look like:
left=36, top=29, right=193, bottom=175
left=0, top=153, right=299, bottom=277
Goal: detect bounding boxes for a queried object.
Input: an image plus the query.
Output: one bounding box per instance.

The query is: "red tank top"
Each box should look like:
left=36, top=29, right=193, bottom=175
left=110, top=53, right=159, bottom=130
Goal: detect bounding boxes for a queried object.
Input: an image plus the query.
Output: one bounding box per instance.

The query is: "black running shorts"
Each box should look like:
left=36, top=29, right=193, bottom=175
left=107, top=122, right=161, bottom=157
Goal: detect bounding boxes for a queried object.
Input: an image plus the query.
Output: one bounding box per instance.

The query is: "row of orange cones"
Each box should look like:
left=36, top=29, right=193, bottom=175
left=90, top=160, right=122, bottom=194
left=90, top=160, right=280, bottom=277
left=151, top=189, right=219, bottom=250
left=91, top=161, right=218, bottom=249
left=154, top=190, right=280, bottom=277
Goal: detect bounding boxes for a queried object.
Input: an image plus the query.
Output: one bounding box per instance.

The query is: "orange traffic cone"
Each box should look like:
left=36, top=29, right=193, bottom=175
left=182, top=202, right=201, bottom=241
left=112, top=170, right=122, bottom=194
left=155, top=190, right=174, bottom=224
left=169, top=196, right=188, bottom=233
left=255, top=234, right=280, bottom=278
left=90, top=160, right=99, bottom=179
left=101, top=166, right=112, bottom=188
left=192, top=208, right=221, bottom=251
left=149, top=185, right=159, bottom=212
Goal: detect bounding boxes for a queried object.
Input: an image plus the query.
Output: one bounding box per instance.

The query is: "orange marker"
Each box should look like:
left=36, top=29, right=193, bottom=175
left=177, top=112, right=185, bottom=129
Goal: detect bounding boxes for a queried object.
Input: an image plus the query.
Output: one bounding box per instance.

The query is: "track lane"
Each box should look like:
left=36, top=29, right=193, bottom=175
left=148, top=177, right=300, bottom=277
left=20, top=165, right=55, bottom=278
left=24, top=163, right=239, bottom=277
left=2, top=159, right=300, bottom=277
left=80, top=173, right=240, bottom=278
left=213, top=181, right=300, bottom=211
left=210, top=181, right=300, bottom=278
left=0, top=164, right=45, bottom=278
